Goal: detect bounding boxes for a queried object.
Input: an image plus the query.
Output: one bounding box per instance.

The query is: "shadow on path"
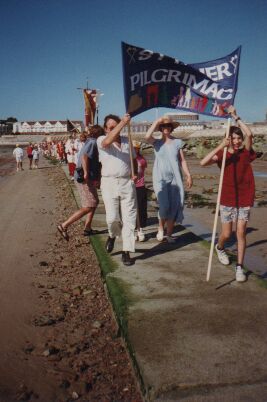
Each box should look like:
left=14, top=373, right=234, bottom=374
left=133, top=230, right=201, bottom=262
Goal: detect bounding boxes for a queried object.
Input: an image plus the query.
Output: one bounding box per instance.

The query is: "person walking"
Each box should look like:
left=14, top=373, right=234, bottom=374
left=97, top=113, right=137, bottom=266
left=133, top=140, right=147, bottom=242
left=13, top=144, right=24, bottom=172
left=32, top=144, right=40, bottom=168
left=26, top=143, right=33, bottom=169
left=200, top=106, right=255, bottom=282
left=57, top=125, right=103, bottom=240
left=145, top=116, right=192, bottom=243
left=65, top=135, right=77, bottom=180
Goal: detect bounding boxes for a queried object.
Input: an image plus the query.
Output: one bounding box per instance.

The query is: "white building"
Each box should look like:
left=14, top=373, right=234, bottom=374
left=13, top=120, right=83, bottom=134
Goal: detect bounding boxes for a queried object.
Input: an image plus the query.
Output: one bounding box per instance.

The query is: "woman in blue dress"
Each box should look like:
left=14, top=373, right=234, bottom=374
left=145, top=116, right=193, bottom=243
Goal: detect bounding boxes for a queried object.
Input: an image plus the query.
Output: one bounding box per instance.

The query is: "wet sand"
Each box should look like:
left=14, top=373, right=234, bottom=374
left=0, top=154, right=142, bottom=402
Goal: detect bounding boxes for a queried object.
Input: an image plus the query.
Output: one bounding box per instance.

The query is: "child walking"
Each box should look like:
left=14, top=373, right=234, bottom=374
left=200, top=106, right=256, bottom=282
left=32, top=145, right=40, bottom=168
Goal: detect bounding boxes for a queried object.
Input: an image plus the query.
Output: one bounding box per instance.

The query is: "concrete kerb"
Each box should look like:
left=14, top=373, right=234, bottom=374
left=57, top=162, right=267, bottom=402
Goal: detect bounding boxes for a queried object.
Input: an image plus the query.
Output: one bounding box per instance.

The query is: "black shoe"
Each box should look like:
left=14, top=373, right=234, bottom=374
left=83, top=229, right=98, bottom=236
left=121, top=251, right=132, bottom=266
left=105, top=236, right=115, bottom=253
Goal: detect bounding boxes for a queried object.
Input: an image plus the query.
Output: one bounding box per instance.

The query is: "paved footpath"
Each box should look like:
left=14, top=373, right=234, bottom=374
left=66, top=167, right=267, bottom=402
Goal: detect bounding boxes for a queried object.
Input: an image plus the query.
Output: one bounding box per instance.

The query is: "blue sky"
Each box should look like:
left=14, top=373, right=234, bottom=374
left=1, top=0, right=267, bottom=124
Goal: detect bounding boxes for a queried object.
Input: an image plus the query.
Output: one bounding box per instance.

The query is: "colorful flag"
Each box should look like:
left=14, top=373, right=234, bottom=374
left=121, top=42, right=241, bottom=118
left=83, top=89, right=97, bottom=126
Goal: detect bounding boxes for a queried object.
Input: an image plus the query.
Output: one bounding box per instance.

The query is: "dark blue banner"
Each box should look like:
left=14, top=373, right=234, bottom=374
left=121, top=42, right=241, bottom=118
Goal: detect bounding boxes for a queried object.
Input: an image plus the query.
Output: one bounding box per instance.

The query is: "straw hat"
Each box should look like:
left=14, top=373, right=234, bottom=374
left=16, top=143, right=20, bottom=147
left=158, top=117, right=180, bottom=131
left=132, top=140, right=141, bottom=149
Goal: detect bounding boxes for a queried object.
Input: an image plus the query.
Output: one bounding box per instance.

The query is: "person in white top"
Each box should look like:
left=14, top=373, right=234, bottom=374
left=65, top=136, right=77, bottom=180
left=74, top=132, right=87, bottom=165
left=97, top=113, right=137, bottom=266
left=13, top=144, right=24, bottom=171
left=32, top=145, right=40, bottom=169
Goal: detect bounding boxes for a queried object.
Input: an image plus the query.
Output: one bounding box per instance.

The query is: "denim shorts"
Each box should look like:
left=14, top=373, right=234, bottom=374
left=220, top=205, right=251, bottom=223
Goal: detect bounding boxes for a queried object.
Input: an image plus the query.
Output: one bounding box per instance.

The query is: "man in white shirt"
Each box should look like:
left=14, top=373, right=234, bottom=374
left=97, top=113, right=137, bottom=266
left=13, top=144, right=24, bottom=171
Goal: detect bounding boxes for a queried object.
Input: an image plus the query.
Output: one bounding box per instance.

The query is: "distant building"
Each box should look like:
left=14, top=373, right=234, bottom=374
left=13, top=120, right=83, bottom=134
left=0, top=118, right=17, bottom=135
left=122, top=112, right=204, bottom=135
left=165, top=112, right=199, bottom=121
left=121, top=121, right=152, bottom=135
left=165, top=112, right=204, bottom=132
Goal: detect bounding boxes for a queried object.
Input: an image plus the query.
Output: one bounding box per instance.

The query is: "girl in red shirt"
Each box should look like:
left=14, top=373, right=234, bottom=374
left=200, top=106, right=255, bottom=283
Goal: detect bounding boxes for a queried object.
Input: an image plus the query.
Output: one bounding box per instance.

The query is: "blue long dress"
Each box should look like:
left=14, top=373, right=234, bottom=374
left=152, top=138, right=185, bottom=223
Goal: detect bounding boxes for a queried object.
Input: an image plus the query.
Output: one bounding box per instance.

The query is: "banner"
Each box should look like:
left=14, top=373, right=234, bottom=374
left=67, top=119, right=79, bottom=133
left=83, top=89, right=97, bottom=126
left=122, top=42, right=241, bottom=118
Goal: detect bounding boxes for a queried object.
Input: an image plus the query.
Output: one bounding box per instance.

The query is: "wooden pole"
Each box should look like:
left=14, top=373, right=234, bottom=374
left=206, top=118, right=231, bottom=281
left=127, top=122, right=141, bottom=232
left=127, top=122, right=135, bottom=177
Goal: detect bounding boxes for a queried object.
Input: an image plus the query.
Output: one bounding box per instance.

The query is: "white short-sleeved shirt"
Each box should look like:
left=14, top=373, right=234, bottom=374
left=97, top=135, right=135, bottom=178
left=32, top=149, right=39, bottom=159
left=13, top=147, right=24, bottom=158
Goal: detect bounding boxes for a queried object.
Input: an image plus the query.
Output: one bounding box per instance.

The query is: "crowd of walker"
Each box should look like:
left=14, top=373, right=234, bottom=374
left=13, top=106, right=257, bottom=281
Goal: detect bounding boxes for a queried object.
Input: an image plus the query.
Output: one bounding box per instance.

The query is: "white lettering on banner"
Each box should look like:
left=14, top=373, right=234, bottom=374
left=199, top=62, right=232, bottom=81
left=151, top=69, right=168, bottom=82
left=130, top=74, right=140, bottom=90
left=144, top=71, right=152, bottom=85
left=138, top=50, right=153, bottom=61
left=230, top=55, right=238, bottom=70
left=130, top=69, right=233, bottom=100
left=136, top=48, right=180, bottom=64
left=217, top=88, right=233, bottom=100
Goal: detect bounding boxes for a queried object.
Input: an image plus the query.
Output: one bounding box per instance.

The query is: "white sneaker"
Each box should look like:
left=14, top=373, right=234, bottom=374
left=137, top=230, right=145, bottom=242
left=235, top=265, right=246, bottom=282
left=215, top=244, right=230, bottom=265
left=156, top=229, right=164, bottom=242
left=166, top=235, right=176, bottom=244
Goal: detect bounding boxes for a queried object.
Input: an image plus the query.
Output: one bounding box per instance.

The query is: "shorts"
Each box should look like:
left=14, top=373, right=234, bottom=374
left=16, top=157, right=23, bottom=162
left=75, top=181, right=99, bottom=208
left=220, top=205, right=251, bottom=223
left=28, top=155, right=33, bottom=159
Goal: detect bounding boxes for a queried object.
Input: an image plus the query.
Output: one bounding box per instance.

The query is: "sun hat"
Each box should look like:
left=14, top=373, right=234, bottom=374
left=132, top=140, right=141, bottom=148
left=16, top=143, right=19, bottom=147
left=158, top=117, right=180, bottom=131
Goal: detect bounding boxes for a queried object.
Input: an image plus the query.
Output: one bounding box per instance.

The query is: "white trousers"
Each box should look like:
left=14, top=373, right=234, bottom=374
left=101, top=177, right=137, bottom=252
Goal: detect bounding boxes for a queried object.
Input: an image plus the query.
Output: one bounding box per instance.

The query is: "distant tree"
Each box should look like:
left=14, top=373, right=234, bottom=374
left=6, top=117, right=18, bottom=123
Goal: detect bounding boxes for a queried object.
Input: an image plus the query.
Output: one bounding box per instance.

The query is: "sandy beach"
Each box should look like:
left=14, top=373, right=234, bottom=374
left=0, top=152, right=142, bottom=402
left=0, top=141, right=266, bottom=401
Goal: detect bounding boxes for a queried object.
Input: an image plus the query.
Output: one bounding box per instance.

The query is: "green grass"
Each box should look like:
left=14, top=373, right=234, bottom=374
left=89, top=234, right=146, bottom=394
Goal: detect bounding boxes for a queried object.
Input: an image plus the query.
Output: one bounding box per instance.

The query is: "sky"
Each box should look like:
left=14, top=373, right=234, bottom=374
left=1, top=0, right=267, bottom=124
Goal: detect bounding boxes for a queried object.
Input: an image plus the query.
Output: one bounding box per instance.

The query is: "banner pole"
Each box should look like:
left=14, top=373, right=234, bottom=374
left=127, top=122, right=141, bottom=232
left=206, top=117, right=231, bottom=282
left=127, top=122, right=134, bottom=177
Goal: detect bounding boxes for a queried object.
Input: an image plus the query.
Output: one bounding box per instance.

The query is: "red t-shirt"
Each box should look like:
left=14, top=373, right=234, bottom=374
left=27, top=146, right=33, bottom=156
left=216, top=148, right=256, bottom=207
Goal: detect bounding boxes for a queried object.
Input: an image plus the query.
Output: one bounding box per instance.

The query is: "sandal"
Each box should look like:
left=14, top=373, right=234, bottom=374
left=57, top=224, right=69, bottom=241
left=83, top=228, right=99, bottom=236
